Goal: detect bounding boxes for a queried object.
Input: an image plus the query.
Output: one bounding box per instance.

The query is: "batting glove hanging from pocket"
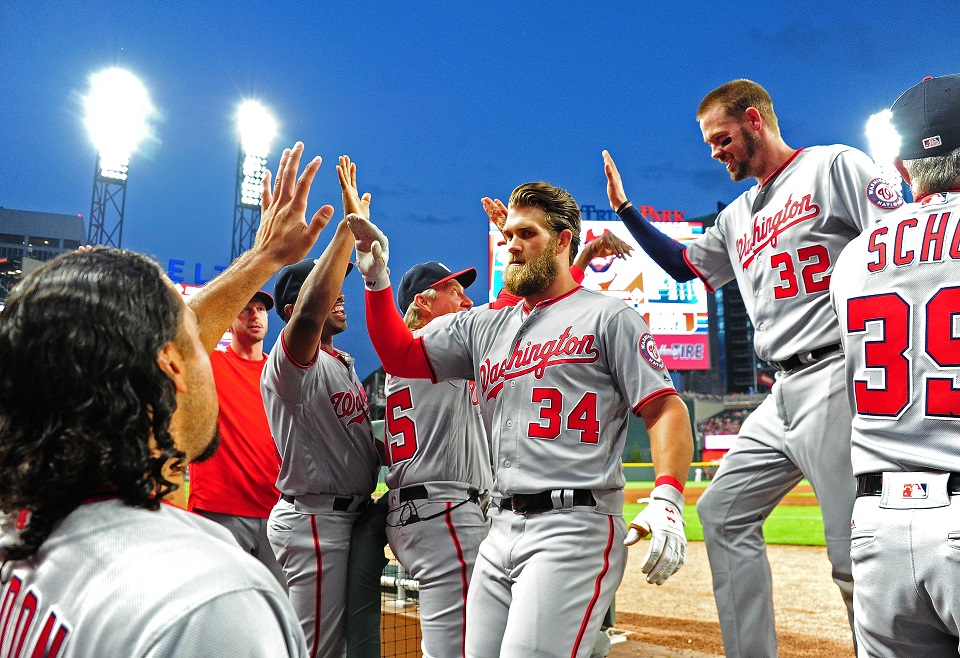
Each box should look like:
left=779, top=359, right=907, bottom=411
left=624, top=483, right=686, bottom=585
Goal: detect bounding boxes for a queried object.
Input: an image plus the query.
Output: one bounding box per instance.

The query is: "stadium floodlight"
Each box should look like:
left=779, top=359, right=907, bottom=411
left=866, top=109, right=904, bottom=193
left=83, top=68, right=155, bottom=247
left=83, top=68, right=154, bottom=180
left=232, top=100, right=278, bottom=259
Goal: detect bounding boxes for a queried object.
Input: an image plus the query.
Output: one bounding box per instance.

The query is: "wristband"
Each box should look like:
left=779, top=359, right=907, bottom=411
left=655, top=475, right=684, bottom=493
left=616, top=200, right=632, bottom=214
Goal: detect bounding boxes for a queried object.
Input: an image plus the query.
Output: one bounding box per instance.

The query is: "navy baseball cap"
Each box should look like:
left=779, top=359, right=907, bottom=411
left=397, top=262, right=477, bottom=312
left=273, top=259, right=354, bottom=322
left=251, top=290, right=274, bottom=311
left=891, top=74, right=960, bottom=160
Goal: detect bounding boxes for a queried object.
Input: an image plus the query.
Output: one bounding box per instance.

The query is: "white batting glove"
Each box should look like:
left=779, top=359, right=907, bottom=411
left=624, top=483, right=686, bottom=586
left=345, top=213, right=390, bottom=291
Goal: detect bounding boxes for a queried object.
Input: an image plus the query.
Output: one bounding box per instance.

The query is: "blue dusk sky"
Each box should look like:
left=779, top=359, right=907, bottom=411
left=2, top=1, right=957, bottom=378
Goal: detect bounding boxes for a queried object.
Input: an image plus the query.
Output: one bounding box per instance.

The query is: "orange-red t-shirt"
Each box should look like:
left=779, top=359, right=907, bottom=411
left=188, top=347, right=280, bottom=517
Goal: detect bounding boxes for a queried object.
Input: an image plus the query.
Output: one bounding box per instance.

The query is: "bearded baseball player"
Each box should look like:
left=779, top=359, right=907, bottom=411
left=383, top=261, right=492, bottom=658
left=348, top=181, right=693, bottom=658
left=603, top=79, right=904, bottom=656
left=0, top=140, right=336, bottom=657
left=829, top=73, right=960, bottom=657
left=263, top=157, right=381, bottom=658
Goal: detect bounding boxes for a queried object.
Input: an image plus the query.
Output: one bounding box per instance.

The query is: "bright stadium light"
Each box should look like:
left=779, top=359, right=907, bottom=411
left=83, top=67, right=155, bottom=247
left=237, top=101, right=277, bottom=206
left=83, top=68, right=154, bottom=180
left=232, top=100, right=278, bottom=259
left=866, top=109, right=903, bottom=192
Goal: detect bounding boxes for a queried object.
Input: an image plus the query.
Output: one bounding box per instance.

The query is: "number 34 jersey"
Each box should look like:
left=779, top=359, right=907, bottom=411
left=685, top=145, right=902, bottom=363
left=831, top=190, right=960, bottom=475
left=421, top=287, right=677, bottom=505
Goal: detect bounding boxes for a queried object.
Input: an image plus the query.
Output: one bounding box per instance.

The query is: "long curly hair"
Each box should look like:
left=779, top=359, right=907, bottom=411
left=0, top=247, right=186, bottom=561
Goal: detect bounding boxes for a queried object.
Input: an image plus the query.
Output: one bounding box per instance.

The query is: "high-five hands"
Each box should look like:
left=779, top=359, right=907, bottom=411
left=345, top=214, right=390, bottom=291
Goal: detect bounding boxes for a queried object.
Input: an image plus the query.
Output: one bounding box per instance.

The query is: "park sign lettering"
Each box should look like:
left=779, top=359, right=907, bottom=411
left=580, top=204, right=686, bottom=222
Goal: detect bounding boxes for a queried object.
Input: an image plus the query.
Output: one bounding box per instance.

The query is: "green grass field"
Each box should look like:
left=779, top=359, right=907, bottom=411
left=624, top=480, right=826, bottom=547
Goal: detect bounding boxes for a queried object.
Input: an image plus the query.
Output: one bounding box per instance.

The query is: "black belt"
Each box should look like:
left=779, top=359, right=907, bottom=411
left=856, top=473, right=960, bottom=497
left=280, top=493, right=364, bottom=512
left=774, top=343, right=841, bottom=373
left=500, top=490, right=595, bottom=514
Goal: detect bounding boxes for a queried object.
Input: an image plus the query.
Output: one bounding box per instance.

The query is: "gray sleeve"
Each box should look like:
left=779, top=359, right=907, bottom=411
left=830, top=147, right=901, bottom=232
left=142, top=589, right=308, bottom=658
left=683, top=217, right=736, bottom=291
left=419, top=310, right=476, bottom=382
left=603, top=307, right=677, bottom=413
left=261, top=337, right=317, bottom=405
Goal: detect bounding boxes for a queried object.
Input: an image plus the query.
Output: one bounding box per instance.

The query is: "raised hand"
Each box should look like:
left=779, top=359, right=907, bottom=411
left=345, top=213, right=390, bottom=291
left=255, top=142, right=335, bottom=268
left=482, top=197, right=509, bottom=245
left=336, top=155, right=372, bottom=219
left=602, top=150, right=629, bottom=212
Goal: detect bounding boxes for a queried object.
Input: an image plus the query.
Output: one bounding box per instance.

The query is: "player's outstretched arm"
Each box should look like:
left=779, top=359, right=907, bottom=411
left=190, top=142, right=334, bottom=353
left=346, top=214, right=432, bottom=379
left=627, top=394, right=694, bottom=585
left=602, top=150, right=695, bottom=283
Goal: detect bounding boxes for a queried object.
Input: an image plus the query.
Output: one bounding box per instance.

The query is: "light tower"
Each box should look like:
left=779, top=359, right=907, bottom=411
left=83, top=68, right=154, bottom=247
left=232, top=101, right=277, bottom=260
left=866, top=108, right=904, bottom=195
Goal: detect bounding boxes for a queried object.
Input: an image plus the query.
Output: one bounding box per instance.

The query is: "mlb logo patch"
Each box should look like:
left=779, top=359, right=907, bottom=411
left=901, top=483, right=928, bottom=499
left=923, top=135, right=943, bottom=150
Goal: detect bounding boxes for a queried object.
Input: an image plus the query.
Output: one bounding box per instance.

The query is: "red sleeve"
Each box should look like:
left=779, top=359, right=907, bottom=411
left=490, top=287, right=522, bottom=310
left=571, top=264, right=585, bottom=284
left=365, top=287, right=433, bottom=378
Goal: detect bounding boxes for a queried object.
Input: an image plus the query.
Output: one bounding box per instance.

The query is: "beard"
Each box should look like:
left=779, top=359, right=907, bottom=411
left=728, top=126, right=763, bottom=182
left=191, top=427, right=222, bottom=464
left=503, top=236, right=560, bottom=297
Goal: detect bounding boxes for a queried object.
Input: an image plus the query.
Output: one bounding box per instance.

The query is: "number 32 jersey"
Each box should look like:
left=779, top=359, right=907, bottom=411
left=831, top=190, right=960, bottom=475
left=684, top=145, right=901, bottom=362
left=421, top=287, right=677, bottom=507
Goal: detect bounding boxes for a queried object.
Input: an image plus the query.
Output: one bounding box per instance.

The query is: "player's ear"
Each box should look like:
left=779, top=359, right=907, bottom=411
left=894, top=157, right=911, bottom=187
left=157, top=342, right=188, bottom=394
left=744, top=107, right=763, bottom=132
left=414, top=293, right=431, bottom=312
left=556, top=228, right=573, bottom=254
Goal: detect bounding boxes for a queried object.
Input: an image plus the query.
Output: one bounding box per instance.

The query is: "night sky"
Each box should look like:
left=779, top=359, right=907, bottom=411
left=3, top=1, right=957, bottom=378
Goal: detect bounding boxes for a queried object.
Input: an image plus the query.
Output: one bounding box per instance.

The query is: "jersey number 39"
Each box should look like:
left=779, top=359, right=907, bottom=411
left=846, top=288, right=960, bottom=417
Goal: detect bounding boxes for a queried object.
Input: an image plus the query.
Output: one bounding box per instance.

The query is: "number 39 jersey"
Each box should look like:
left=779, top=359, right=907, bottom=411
left=685, top=145, right=902, bottom=362
left=421, top=287, right=677, bottom=503
left=831, top=190, right=960, bottom=475
left=383, top=321, right=493, bottom=493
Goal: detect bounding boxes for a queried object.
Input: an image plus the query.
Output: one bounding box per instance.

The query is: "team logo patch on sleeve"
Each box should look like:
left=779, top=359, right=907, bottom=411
left=866, top=177, right=904, bottom=209
left=639, top=333, right=666, bottom=370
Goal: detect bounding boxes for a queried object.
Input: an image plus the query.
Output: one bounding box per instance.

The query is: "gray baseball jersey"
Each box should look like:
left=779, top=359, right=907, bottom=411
left=262, top=336, right=379, bottom=497
left=414, top=286, right=673, bottom=657
left=685, top=145, right=901, bottom=362
left=831, top=190, right=960, bottom=655
left=832, top=190, right=960, bottom=474
left=262, top=336, right=380, bottom=657
left=0, top=500, right=306, bottom=658
left=687, top=144, right=903, bottom=657
left=422, top=286, right=677, bottom=506
left=384, top=322, right=493, bottom=492
left=383, top=320, right=493, bottom=658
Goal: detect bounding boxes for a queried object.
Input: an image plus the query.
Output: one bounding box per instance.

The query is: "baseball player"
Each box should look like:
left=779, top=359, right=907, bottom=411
left=188, top=289, right=286, bottom=587
left=348, top=181, right=693, bottom=658
left=603, top=79, right=903, bottom=656
left=830, top=73, right=960, bottom=657
left=263, top=157, right=381, bottom=658
left=384, top=261, right=492, bottom=658
left=0, top=141, right=337, bottom=657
